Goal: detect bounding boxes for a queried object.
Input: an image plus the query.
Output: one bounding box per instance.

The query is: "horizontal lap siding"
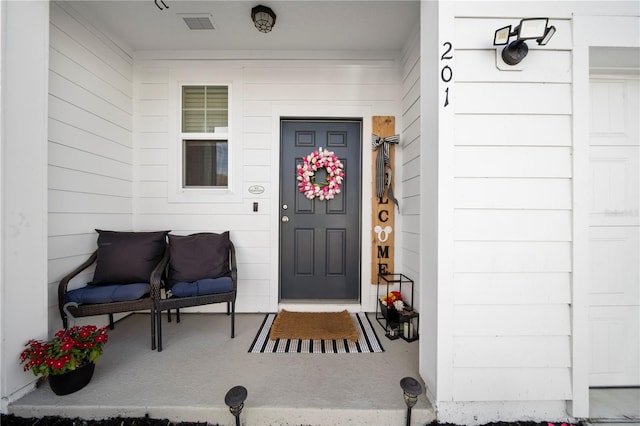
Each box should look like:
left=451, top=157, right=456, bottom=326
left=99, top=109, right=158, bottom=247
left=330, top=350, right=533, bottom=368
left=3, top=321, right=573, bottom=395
left=455, top=272, right=571, bottom=305
left=400, top=28, right=421, bottom=308
left=453, top=368, right=572, bottom=401
left=135, top=59, right=401, bottom=312
left=47, top=1, right=133, bottom=333
left=451, top=16, right=572, bottom=402
left=455, top=178, right=572, bottom=209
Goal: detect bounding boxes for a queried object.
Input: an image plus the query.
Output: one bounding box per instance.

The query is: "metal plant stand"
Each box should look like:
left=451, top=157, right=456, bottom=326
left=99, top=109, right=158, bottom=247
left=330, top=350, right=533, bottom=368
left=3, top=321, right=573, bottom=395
left=375, top=273, right=419, bottom=342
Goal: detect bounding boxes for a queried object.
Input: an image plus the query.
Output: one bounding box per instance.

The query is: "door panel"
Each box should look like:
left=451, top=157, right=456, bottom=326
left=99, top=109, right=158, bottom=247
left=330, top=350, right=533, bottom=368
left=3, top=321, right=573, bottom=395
left=588, top=78, right=640, bottom=386
left=589, top=146, right=639, bottom=227
left=589, top=306, right=640, bottom=386
left=589, top=227, right=640, bottom=307
left=280, top=120, right=362, bottom=301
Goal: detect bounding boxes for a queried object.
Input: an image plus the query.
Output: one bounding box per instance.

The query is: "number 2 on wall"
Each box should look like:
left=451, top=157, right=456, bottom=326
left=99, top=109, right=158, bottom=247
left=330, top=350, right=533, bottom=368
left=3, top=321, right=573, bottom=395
left=441, top=42, right=453, bottom=107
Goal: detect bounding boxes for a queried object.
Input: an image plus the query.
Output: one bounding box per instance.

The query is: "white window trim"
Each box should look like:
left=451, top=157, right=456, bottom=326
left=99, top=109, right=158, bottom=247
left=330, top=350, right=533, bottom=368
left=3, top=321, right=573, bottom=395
left=168, top=80, right=242, bottom=203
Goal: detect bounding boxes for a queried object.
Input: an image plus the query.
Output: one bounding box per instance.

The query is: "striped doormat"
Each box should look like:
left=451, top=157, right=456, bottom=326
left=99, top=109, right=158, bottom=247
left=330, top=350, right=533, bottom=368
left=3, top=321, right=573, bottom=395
left=249, top=312, right=384, bottom=353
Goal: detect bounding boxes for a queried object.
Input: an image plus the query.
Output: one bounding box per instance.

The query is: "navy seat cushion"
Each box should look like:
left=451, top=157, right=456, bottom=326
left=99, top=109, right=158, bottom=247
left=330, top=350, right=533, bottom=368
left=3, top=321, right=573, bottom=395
left=168, top=232, right=230, bottom=286
left=66, top=283, right=150, bottom=304
left=169, top=277, right=233, bottom=298
left=92, top=230, right=168, bottom=285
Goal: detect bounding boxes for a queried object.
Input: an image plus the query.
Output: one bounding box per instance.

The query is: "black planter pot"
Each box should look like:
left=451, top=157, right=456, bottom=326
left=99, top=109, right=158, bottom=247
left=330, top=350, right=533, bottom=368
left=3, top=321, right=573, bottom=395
left=48, top=362, right=95, bottom=396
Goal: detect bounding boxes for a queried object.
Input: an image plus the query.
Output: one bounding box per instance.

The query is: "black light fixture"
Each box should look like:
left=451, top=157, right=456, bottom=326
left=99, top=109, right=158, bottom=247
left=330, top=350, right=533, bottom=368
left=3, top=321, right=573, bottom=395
left=493, top=18, right=556, bottom=65
left=225, top=385, right=248, bottom=426
left=251, top=5, right=276, bottom=33
left=400, top=376, right=423, bottom=426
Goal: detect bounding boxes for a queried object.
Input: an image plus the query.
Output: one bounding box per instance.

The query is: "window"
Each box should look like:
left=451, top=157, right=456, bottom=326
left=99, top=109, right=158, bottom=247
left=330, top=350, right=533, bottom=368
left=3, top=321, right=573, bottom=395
left=183, top=140, right=228, bottom=186
left=181, top=85, right=228, bottom=188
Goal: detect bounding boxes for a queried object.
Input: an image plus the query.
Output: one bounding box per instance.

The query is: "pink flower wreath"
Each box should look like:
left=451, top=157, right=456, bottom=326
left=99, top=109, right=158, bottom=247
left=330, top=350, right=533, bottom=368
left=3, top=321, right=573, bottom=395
left=296, top=147, right=345, bottom=200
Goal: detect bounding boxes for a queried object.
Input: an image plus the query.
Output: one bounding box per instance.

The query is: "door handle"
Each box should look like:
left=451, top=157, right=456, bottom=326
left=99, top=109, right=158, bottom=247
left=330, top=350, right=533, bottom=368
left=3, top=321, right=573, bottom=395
left=281, top=216, right=289, bottom=223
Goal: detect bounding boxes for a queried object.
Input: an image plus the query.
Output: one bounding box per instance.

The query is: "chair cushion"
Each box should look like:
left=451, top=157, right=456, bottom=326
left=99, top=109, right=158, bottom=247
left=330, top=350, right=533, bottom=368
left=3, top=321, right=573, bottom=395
left=168, top=232, right=230, bottom=286
left=66, top=283, right=150, bottom=304
left=92, top=230, right=168, bottom=285
left=168, top=277, right=233, bottom=298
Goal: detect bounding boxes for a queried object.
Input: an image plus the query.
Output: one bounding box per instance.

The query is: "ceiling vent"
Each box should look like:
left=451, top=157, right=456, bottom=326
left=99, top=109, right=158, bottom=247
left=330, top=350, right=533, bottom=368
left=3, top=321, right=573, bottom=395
left=181, top=14, right=215, bottom=30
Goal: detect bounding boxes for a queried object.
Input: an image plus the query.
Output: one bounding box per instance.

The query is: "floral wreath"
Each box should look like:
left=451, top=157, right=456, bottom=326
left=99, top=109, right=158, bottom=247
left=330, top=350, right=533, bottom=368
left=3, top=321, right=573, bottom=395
left=296, top=147, right=345, bottom=200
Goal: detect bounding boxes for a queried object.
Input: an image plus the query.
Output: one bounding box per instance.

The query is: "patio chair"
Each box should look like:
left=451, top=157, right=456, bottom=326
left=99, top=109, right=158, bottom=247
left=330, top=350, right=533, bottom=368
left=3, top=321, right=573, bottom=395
left=155, top=232, right=237, bottom=352
left=58, top=230, right=169, bottom=350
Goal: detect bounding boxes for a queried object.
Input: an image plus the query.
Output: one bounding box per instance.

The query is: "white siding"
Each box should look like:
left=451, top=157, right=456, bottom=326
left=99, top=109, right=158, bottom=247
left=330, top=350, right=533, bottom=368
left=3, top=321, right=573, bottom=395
left=450, top=15, right=573, bottom=403
left=400, top=26, right=421, bottom=310
left=134, top=58, right=402, bottom=313
left=1, top=0, right=50, bottom=405
left=47, top=1, right=133, bottom=334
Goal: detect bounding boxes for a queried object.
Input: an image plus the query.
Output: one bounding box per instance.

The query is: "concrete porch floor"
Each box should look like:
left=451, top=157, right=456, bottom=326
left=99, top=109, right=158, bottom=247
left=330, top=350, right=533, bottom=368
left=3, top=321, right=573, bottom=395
left=9, top=313, right=435, bottom=426
left=586, top=388, right=640, bottom=426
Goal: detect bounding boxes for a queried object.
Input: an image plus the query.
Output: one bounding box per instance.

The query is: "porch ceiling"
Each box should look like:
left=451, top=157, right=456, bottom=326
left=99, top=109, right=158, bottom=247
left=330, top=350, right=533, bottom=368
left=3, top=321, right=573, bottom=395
left=68, top=0, right=420, bottom=53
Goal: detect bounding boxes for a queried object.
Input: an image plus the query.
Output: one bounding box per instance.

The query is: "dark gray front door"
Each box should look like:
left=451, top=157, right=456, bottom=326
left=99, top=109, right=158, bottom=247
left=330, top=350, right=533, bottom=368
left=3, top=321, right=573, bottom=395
left=280, top=119, right=362, bottom=301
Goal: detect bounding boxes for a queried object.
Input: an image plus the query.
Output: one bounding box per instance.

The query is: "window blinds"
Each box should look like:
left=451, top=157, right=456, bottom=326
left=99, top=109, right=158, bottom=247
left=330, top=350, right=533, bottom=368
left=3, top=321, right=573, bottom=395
left=182, top=86, right=228, bottom=133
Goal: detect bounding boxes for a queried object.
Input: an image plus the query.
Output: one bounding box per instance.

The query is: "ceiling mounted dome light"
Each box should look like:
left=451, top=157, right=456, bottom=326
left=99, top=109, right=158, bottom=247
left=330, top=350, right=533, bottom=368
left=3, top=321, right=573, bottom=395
left=251, top=5, right=276, bottom=33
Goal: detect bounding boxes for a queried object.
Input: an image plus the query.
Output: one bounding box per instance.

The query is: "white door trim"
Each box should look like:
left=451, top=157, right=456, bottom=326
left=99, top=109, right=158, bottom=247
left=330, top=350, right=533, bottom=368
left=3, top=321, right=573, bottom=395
left=268, top=104, right=374, bottom=313
left=571, top=14, right=640, bottom=418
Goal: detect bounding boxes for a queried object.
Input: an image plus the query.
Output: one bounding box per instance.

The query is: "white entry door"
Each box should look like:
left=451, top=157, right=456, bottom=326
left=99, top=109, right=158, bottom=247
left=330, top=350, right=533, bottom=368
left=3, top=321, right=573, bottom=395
left=588, top=77, right=640, bottom=387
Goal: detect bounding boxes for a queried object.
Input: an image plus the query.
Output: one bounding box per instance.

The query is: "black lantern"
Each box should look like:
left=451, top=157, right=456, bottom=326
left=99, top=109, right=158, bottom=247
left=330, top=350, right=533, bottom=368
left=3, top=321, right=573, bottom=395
left=400, top=310, right=419, bottom=342
left=225, top=385, right=248, bottom=426
left=400, top=377, right=423, bottom=426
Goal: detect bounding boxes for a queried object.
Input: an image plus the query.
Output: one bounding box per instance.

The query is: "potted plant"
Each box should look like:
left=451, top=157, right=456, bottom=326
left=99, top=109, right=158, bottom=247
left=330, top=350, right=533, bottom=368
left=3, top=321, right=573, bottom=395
left=379, top=290, right=404, bottom=323
left=20, top=325, right=109, bottom=395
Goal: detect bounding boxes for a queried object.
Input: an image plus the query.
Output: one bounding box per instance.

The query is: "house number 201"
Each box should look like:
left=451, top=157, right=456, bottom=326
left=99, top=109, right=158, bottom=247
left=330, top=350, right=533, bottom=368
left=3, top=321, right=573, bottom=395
left=441, top=42, right=453, bottom=107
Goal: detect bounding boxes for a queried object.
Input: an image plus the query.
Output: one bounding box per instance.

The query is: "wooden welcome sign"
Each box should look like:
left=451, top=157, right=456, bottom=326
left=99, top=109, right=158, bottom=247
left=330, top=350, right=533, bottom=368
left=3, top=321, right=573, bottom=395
left=371, top=116, right=396, bottom=283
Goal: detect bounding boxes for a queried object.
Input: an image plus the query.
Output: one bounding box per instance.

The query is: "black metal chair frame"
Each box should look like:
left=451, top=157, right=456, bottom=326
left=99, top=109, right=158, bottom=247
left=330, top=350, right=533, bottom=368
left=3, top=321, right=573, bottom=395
left=155, top=241, right=238, bottom=352
left=58, top=248, right=169, bottom=350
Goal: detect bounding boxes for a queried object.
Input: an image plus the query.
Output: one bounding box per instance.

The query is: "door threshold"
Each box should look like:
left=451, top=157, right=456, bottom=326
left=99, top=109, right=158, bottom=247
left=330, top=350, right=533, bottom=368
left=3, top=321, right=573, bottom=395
left=278, top=302, right=362, bottom=313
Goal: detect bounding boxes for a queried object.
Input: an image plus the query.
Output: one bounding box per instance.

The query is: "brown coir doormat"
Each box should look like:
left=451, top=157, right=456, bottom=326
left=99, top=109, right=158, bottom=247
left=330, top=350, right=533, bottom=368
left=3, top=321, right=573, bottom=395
left=269, top=310, right=359, bottom=342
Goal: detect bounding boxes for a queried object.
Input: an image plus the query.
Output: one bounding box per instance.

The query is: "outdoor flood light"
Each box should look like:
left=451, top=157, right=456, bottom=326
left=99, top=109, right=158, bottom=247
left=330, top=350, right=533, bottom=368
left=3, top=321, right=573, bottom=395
left=400, top=376, right=423, bottom=426
left=537, top=25, right=556, bottom=46
left=494, top=25, right=511, bottom=45
left=518, top=18, right=548, bottom=39
left=502, top=39, right=530, bottom=66
left=225, top=385, right=248, bottom=426
left=493, top=18, right=556, bottom=66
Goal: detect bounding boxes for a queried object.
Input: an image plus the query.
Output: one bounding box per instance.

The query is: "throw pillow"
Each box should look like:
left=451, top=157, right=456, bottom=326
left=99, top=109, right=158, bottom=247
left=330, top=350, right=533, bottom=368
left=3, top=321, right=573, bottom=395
left=168, top=232, right=231, bottom=286
left=92, top=230, right=168, bottom=285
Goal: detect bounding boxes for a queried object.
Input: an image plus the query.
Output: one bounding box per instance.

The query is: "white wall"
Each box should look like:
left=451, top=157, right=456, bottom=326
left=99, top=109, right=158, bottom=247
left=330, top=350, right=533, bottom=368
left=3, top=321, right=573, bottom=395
left=47, top=1, right=134, bottom=334
left=399, top=27, right=421, bottom=309
left=0, top=0, right=49, bottom=410
left=134, top=55, right=403, bottom=313
left=433, top=1, right=639, bottom=424
left=437, top=11, right=573, bottom=425
left=451, top=12, right=573, bottom=402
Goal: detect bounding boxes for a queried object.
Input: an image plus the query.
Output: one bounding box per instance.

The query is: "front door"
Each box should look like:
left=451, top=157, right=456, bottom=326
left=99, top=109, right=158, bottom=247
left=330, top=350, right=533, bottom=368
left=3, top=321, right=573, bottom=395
left=279, top=119, right=362, bottom=301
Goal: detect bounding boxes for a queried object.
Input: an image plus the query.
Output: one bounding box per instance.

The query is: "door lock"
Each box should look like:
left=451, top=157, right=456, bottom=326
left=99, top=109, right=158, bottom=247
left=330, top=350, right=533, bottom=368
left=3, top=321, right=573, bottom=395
left=282, top=204, right=288, bottom=210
